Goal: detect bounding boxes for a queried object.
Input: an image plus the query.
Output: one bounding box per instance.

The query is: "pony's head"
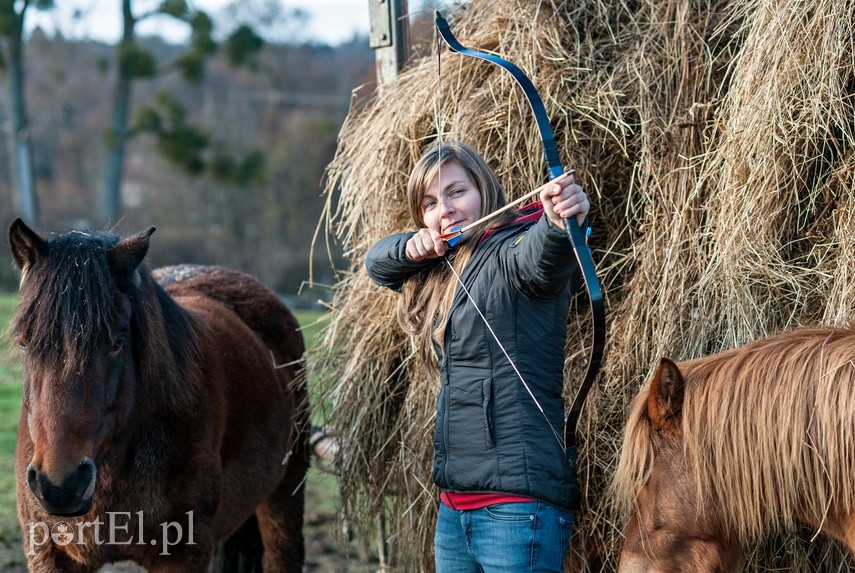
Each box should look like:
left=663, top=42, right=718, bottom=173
left=9, top=218, right=154, bottom=517
left=616, top=328, right=855, bottom=570
left=614, top=357, right=742, bottom=572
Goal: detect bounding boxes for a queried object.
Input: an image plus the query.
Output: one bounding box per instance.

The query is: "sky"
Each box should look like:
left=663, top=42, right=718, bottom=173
left=26, top=0, right=374, bottom=47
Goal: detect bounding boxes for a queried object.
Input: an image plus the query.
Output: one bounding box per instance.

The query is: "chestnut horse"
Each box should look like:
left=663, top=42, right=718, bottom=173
left=8, top=219, right=309, bottom=572
left=615, top=327, right=855, bottom=572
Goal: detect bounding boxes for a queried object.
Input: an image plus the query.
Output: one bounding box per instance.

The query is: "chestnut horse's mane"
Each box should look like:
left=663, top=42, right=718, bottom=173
left=615, top=326, right=855, bottom=545
left=9, top=230, right=200, bottom=412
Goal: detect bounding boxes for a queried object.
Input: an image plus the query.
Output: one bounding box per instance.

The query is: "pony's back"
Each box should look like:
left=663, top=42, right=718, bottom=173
left=154, top=264, right=304, bottom=370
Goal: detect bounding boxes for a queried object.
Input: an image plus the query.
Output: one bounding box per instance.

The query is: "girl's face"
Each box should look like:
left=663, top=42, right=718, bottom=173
left=420, top=161, right=482, bottom=242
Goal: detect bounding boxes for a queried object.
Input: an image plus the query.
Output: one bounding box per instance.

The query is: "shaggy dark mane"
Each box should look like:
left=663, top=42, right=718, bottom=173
left=11, top=230, right=119, bottom=372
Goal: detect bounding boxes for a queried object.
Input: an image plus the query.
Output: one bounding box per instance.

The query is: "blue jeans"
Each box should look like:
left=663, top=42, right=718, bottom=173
left=434, top=501, right=574, bottom=572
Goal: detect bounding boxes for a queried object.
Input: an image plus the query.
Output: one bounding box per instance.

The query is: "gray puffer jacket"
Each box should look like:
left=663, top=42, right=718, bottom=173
left=365, top=211, right=583, bottom=510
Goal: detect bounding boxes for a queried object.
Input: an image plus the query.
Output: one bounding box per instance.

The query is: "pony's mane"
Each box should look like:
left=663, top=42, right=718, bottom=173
left=615, top=326, right=855, bottom=545
left=11, top=231, right=119, bottom=372
left=9, top=229, right=199, bottom=412
left=613, top=379, right=656, bottom=519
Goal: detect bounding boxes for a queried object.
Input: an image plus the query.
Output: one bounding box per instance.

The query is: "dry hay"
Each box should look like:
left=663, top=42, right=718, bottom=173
left=310, top=0, right=855, bottom=569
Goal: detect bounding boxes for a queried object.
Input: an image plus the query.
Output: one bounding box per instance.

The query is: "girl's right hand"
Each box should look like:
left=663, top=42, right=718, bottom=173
left=406, top=228, right=448, bottom=262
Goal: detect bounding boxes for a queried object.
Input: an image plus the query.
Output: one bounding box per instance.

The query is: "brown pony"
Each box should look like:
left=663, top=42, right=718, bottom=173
left=615, top=327, right=855, bottom=572
left=8, top=219, right=309, bottom=572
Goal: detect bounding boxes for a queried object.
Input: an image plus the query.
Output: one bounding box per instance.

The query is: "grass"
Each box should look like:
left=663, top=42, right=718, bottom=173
left=0, top=294, right=23, bottom=568
left=0, top=292, right=343, bottom=568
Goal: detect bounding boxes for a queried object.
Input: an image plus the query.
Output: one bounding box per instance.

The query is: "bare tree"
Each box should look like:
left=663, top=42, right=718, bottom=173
left=0, top=0, right=54, bottom=225
left=100, top=0, right=265, bottom=226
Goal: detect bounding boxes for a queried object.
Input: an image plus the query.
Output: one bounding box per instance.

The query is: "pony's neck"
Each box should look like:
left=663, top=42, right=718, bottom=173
left=132, top=276, right=202, bottom=416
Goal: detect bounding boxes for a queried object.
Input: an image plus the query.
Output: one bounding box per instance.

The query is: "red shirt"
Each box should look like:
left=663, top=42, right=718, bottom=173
left=479, top=201, right=543, bottom=245
left=440, top=491, right=535, bottom=511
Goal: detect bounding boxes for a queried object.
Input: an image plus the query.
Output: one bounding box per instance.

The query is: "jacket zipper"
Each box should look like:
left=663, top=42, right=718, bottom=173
left=442, top=334, right=451, bottom=488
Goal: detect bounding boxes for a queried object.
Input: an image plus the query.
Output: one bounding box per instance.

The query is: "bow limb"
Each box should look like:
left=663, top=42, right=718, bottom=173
left=434, top=11, right=605, bottom=448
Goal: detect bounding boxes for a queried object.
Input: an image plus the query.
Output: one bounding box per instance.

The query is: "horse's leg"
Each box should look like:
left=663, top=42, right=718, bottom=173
left=255, top=472, right=306, bottom=573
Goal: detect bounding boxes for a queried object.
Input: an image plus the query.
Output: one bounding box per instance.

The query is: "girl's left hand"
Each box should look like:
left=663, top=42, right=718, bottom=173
left=540, top=171, right=589, bottom=230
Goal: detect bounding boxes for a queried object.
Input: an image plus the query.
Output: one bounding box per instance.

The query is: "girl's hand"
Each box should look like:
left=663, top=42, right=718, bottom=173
left=405, top=228, right=448, bottom=262
left=540, top=171, right=589, bottom=230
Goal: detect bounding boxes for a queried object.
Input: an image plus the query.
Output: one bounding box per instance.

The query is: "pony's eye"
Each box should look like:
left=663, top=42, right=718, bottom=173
left=109, top=338, right=125, bottom=356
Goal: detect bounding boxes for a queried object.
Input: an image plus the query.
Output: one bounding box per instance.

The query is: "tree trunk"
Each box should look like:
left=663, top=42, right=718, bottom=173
left=5, top=3, right=39, bottom=225
left=100, top=0, right=135, bottom=226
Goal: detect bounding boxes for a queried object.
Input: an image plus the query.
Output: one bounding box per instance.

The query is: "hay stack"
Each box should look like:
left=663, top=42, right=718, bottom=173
left=311, top=0, right=855, bottom=569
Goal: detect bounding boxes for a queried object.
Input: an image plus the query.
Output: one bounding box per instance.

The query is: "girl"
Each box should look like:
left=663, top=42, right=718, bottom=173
left=366, top=142, right=589, bottom=572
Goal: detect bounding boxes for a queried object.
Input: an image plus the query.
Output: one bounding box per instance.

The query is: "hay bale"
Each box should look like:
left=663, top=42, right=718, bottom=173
left=310, top=0, right=855, bottom=569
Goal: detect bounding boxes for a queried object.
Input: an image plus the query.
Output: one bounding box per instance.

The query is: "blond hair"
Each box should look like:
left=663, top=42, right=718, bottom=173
left=397, top=142, right=519, bottom=371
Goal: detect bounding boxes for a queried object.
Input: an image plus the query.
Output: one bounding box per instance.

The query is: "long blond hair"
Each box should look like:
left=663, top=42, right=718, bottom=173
left=397, top=142, right=519, bottom=371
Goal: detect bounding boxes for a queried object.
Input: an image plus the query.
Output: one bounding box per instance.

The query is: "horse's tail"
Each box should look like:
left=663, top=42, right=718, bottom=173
left=612, top=381, right=656, bottom=520
left=209, top=514, right=264, bottom=573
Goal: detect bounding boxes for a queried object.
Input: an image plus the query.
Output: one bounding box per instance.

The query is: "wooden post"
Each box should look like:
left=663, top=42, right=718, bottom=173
left=366, top=2, right=408, bottom=566
left=369, top=0, right=409, bottom=85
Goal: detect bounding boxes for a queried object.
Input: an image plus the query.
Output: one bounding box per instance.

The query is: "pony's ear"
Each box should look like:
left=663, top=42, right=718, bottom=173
left=8, top=218, right=48, bottom=272
left=107, top=227, right=156, bottom=291
left=647, top=357, right=685, bottom=431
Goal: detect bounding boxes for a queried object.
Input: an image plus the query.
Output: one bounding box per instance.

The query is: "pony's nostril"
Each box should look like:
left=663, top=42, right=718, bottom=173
left=26, top=463, right=40, bottom=495
left=77, top=458, right=97, bottom=495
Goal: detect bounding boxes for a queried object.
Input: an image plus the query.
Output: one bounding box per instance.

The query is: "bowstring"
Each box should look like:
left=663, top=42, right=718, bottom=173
left=434, top=9, right=443, bottom=185
left=443, top=258, right=565, bottom=451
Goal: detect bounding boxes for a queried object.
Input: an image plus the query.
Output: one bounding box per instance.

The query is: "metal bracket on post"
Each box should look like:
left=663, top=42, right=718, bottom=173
left=369, top=0, right=409, bottom=86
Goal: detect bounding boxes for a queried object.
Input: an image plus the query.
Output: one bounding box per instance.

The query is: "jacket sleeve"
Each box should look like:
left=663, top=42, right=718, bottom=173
left=365, top=232, right=432, bottom=292
left=505, top=214, right=585, bottom=298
